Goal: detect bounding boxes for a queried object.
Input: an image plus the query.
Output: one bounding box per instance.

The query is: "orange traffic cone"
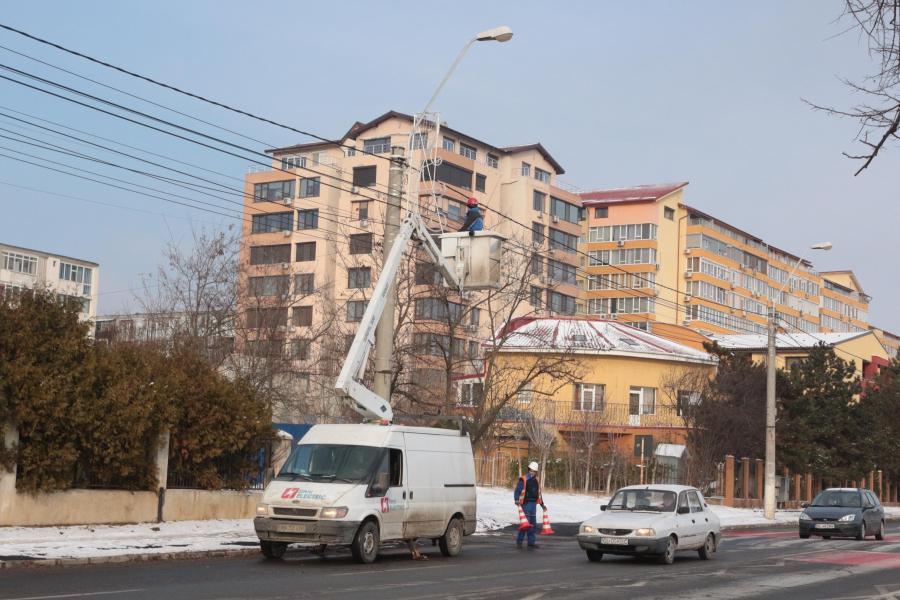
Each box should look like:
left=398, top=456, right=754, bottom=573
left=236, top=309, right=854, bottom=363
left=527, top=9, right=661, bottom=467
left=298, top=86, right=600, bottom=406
left=517, top=505, right=534, bottom=530
left=540, top=509, right=555, bottom=535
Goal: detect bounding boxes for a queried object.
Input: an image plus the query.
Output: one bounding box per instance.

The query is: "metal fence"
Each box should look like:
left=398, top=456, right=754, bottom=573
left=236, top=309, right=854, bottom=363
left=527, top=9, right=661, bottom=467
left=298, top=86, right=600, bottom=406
left=167, top=446, right=269, bottom=491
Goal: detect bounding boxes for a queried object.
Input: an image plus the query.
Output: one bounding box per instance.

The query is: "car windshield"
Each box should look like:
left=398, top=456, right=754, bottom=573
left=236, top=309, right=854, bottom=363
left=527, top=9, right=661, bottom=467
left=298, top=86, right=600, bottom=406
left=608, top=489, right=678, bottom=512
left=277, top=444, right=381, bottom=484
left=810, top=491, right=862, bottom=508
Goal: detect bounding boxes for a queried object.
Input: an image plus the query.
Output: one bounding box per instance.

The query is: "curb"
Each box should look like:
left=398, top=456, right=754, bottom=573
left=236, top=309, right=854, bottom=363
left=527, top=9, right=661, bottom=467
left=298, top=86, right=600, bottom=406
left=0, top=547, right=261, bottom=571
left=721, top=514, right=900, bottom=531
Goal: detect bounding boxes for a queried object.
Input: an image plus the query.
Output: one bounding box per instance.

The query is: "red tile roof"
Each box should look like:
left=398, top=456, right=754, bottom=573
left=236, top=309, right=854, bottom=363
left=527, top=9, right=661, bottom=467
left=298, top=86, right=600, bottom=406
left=578, top=182, right=688, bottom=206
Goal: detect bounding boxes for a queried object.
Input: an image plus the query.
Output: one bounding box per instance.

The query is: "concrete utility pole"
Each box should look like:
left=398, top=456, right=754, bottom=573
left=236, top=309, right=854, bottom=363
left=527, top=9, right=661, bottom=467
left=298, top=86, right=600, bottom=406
left=372, top=145, right=406, bottom=403
left=763, top=241, right=832, bottom=519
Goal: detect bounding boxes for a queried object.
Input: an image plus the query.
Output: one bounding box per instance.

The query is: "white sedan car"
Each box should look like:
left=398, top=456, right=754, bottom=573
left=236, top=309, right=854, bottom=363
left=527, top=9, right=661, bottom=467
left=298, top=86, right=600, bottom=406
left=577, top=484, right=721, bottom=565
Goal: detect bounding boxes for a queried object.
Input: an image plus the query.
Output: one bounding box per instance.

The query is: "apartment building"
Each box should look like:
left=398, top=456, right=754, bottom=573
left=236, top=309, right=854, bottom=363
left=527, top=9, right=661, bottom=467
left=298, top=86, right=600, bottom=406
left=0, top=242, right=99, bottom=322
left=577, top=184, right=875, bottom=338
left=869, top=326, right=900, bottom=360
left=240, top=110, right=582, bottom=389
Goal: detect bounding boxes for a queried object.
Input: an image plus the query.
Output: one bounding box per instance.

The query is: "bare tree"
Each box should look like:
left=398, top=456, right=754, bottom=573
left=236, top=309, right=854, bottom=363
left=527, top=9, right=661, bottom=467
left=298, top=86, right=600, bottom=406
left=573, top=405, right=607, bottom=493
left=807, top=0, right=900, bottom=174
left=523, top=398, right=559, bottom=479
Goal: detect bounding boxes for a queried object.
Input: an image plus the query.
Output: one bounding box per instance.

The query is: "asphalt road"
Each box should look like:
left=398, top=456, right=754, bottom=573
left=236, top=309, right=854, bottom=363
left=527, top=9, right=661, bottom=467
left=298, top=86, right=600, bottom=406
left=2, top=523, right=900, bottom=600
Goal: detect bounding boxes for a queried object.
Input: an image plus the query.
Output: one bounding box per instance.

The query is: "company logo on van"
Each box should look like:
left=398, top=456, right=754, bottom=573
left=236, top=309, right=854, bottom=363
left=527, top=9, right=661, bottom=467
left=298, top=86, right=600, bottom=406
left=280, top=488, right=326, bottom=500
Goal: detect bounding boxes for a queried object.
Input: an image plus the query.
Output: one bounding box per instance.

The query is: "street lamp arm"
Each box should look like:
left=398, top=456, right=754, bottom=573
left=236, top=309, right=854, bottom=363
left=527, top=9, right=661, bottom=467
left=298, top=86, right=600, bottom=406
left=421, top=38, right=477, bottom=116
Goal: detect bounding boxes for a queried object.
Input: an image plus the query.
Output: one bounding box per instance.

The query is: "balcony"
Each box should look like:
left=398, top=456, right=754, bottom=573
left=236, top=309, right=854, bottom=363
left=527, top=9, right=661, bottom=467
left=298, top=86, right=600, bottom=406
left=248, top=155, right=343, bottom=175
left=510, top=168, right=580, bottom=195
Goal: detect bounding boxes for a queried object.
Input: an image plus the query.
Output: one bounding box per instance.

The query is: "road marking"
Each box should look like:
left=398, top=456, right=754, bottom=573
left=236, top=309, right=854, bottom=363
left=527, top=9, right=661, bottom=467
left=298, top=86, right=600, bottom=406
left=1, top=591, right=147, bottom=600
left=873, top=543, right=900, bottom=552
left=521, top=594, right=546, bottom=600
left=791, top=550, right=900, bottom=568
left=613, top=581, right=647, bottom=587
left=332, top=564, right=454, bottom=575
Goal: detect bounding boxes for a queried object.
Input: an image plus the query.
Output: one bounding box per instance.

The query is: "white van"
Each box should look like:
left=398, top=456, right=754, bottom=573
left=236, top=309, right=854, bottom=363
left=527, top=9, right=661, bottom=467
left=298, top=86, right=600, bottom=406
left=254, top=424, right=477, bottom=563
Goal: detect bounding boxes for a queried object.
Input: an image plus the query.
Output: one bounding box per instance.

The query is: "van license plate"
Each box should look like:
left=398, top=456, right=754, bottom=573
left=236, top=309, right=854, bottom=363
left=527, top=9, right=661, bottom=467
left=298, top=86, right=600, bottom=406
left=815, top=524, right=835, bottom=529
left=601, top=538, right=629, bottom=545
left=276, top=524, right=306, bottom=533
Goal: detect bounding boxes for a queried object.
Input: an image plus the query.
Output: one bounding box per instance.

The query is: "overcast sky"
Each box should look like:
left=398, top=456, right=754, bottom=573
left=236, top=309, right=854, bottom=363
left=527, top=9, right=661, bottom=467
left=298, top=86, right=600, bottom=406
left=0, top=1, right=897, bottom=331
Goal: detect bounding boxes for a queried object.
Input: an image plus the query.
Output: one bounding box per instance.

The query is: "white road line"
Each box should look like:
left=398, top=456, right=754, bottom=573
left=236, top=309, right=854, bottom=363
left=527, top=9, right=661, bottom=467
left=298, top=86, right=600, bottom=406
left=0, top=590, right=147, bottom=600
left=872, top=543, right=900, bottom=552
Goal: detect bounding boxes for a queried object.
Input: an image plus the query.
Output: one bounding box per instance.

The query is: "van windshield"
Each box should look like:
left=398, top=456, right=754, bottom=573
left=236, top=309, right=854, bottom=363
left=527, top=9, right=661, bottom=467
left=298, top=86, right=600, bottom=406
left=277, top=444, right=381, bottom=484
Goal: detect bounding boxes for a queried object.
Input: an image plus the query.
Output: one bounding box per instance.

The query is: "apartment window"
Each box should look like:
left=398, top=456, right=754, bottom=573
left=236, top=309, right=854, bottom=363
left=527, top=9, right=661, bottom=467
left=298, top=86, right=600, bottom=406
left=549, top=228, right=579, bottom=254
left=291, top=338, right=311, bottom=361
left=595, top=207, right=608, bottom=218
left=476, top=173, right=486, bottom=193
left=664, top=207, right=674, bottom=220
left=530, top=255, right=543, bottom=276
left=253, top=180, right=294, bottom=203
left=609, top=223, right=657, bottom=242
left=353, top=201, right=370, bottom=220
left=573, top=383, right=605, bottom=411
left=298, top=177, right=320, bottom=198
left=348, top=267, right=371, bottom=289
left=296, top=209, right=319, bottom=230
left=295, top=273, right=314, bottom=295
left=292, top=306, right=313, bottom=327
left=422, top=160, right=473, bottom=191
left=459, top=142, right=477, bottom=160
left=347, top=300, right=368, bottom=322
left=547, top=291, right=576, bottom=314
left=252, top=212, right=293, bottom=234
left=532, top=223, right=545, bottom=245
left=533, top=190, right=546, bottom=212
left=467, top=340, right=480, bottom=357
left=457, top=381, right=483, bottom=407
left=294, top=372, right=311, bottom=393
left=586, top=297, right=656, bottom=315
left=349, top=233, right=373, bottom=255
left=246, top=307, right=288, bottom=329
left=249, top=275, right=290, bottom=297
left=677, top=390, right=701, bottom=416
left=447, top=201, right=464, bottom=222
left=529, top=285, right=542, bottom=307
left=58, top=262, right=94, bottom=295
left=547, top=259, right=576, bottom=285
left=414, top=332, right=452, bottom=357
left=629, top=386, right=656, bottom=415
left=591, top=247, right=657, bottom=266
left=282, top=156, right=305, bottom=170
left=415, top=262, right=442, bottom=286
left=415, top=298, right=463, bottom=322
left=296, top=242, right=316, bottom=262
left=521, top=162, right=530, bottom=177
left=250, top=244, right=290, bottom=265
left=534, top=167, right=550, bottom=183
left=469, top=307, right=480, bottom=326
left=550, top=197, right=579, bottom=224
left=442, top=137, right=456, bottom=152
left=486, top=154, right=499, bottom=168
left=2, top=251, right=36, bottom=275
left=352, top=165, right=377, bottom=187
left=411, top=132, right=428, bottom=150
left=363, top=138, right=390, bottom=154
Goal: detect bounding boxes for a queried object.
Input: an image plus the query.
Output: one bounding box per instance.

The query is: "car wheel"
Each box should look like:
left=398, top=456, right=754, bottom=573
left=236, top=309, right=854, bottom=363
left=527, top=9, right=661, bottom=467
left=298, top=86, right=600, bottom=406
left=586, top=550, right=603, bottom=562
left=657, top=536, right=676, bottom=565
left=799, top=533, right=810, bottom=539
left=260, top=540, right=287, bottom=559
left=875, top=521, right=885, bottom=541
left=822, top=535, right=831, bottom=539
left=350, top=521, right=380, bottom=564
left=855, top=521, right=866, bottom=541
left=439, top=518, right=463, bottom=557
left=698, top=534, right=715, bottom=560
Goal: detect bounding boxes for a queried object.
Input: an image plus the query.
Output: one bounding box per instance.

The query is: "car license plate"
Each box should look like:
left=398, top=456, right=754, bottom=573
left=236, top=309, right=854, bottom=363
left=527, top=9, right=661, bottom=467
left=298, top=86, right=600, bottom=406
left=815, top=524, right=835, bottom=529
left=276, top=524, right=306, bottom=533
left=600, top=538, right=629, bottom=545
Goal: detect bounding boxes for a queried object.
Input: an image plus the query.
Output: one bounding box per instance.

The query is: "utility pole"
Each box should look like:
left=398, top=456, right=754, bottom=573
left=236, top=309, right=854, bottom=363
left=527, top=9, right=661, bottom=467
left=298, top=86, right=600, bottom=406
left=372, top=146, right=406, bottom=405
left=764, top=305, right=777, bottom=519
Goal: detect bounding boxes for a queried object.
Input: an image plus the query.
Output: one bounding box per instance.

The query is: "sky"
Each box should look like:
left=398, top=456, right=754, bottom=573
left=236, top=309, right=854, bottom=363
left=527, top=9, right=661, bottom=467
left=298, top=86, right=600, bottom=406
left=0, top=1, right=897, bottom=331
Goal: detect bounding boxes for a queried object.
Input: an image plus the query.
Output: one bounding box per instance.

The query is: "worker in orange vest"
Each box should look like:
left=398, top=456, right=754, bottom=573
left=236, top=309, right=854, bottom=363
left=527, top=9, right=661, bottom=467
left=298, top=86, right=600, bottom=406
left=514, top=462, right=546, bottom=548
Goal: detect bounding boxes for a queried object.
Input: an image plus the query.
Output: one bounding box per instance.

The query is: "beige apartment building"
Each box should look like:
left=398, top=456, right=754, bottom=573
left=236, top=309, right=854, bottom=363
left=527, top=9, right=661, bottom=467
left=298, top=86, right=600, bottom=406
left=239, top=110, right=582, bottom=394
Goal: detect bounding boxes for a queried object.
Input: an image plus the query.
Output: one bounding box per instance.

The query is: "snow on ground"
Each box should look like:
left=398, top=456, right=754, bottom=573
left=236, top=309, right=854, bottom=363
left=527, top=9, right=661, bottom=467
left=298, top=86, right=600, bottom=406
left=3, top=487, right=900, bottom=562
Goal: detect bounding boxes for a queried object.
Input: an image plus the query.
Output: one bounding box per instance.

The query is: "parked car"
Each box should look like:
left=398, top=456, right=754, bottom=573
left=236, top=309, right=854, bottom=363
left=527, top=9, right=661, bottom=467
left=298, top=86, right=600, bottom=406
left=799, top=488, right=885, bottom=540
left=576, top=485, right=721, bottom=565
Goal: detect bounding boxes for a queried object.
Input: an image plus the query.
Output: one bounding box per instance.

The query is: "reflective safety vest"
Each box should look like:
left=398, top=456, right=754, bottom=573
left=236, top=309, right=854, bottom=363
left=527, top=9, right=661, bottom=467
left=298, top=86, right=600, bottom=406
left=518, top=475, right=543, bottom=504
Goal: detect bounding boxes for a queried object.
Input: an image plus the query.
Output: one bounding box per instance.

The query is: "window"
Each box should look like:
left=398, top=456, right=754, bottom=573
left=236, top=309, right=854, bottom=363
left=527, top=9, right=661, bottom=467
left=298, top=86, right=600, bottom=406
left=595, top=207, right=608, bottom=218
left=292, top=306, right=313, bottom=327
left=549, top=228, right=579, bottom=254
left=348, top=267, right=371, bottom=289
left=58, top=262, right=94, bottom=295
left=469, top=307, right=480, bottom=326
left=530, top=255, right=543, bottom=276
left=784, top=356, right=805, bottom=371
left=547, top=259, right=576, bottom=285
left=411, top=132, right=428, bottom=150
left=250, top=244, right=290, bottom=265
left=589, top=247, right=658, bottom=266
left=486, top=154, right=499, bottom=168
left=586, top=297, right=656, bottom=315
left=249, top=275, right=290, bottom=297
left=422, top=160, right=473, bottom=191
left=353, top=201, right=370, bottom=220
left=459, top=142, right=477, bottom=160
left=685, top=280, right=728, bottom=305
left=298, top=177, right=320, bottom=198
left=4, top=251, right=37, bottom=275
left=521, top=162, right=530, bottom=177
left=688, top=491, right=703, bottom=513
left=593, top=223, right=658, bottom=242
left=294, top=372, right=311, bottom=393
left=415, top=298, right=463, bottom=321
left=447, top=201, right=464, bottom=222
left=517, top=382, right=533, bottom=405
left=414, top=332, right=452, bottom=356
left=291, top=338, right=311, bottom=361
left=550, top=196, right=580, bottom=224
left=533, top=190, right=546, bottom=212
left=529, top=285, right=542, bottom=307
left=534, top=167, right=550, bottom=183
left=252, top=212, right=293, bottom=233
left=253, top=181, right=294, bottom=203
left=282, top=156, right=305, bottom=170
left=296, top=273, right=314, bottom=295
left=363, top=138, right=390, bottom=154
left=677, top=390, right=701, bottom=416
left=547, top=291, right=576, bottom=314
left=296, top=242, right=316, bottom=262
left=664, top=206, right=674, bottom=220
left=476, top=173, right=486, bottom=193
left=415, top=262, right=443, bottom=286
left=588, top=272, right=656, bottom=291
left=347, top=300, right=368, bottom=322
left=468, top=340, right=479, bottom=357
left=352, top=165, right=377, bottom=187
left=296, top=209, right=319, bottom=230
left=532, top=223, right=545, bottom=245
left=349, top=233, right=373, bottom=255
left=442, top=137, right=456, bottom=152
left=573, top=383, right=605, bottom=411
left=629, top=386, right=656, bottom=415
left=246, top=307, right=288, bottom=329
left=457, top=381, right=483, bottom=407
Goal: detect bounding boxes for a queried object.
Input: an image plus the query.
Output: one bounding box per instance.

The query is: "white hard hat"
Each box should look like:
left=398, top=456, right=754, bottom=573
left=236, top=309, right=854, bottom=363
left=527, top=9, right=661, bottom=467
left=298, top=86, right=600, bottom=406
left=528, top=462, right=539, bottom=471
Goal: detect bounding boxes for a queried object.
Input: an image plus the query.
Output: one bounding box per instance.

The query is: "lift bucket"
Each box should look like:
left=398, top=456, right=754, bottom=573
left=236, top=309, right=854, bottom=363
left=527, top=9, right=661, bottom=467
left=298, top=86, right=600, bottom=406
left=438, top=231, right=507, bottom=291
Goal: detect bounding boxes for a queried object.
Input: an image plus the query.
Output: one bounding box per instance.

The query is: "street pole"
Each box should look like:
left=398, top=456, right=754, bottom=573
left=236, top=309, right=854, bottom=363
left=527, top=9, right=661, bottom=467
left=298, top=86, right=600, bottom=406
left=372, top=145, right=406, bottom=404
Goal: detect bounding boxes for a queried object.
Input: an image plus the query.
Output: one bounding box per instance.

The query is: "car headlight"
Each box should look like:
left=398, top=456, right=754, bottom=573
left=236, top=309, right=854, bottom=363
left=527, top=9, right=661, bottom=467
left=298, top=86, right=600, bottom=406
left=320, top=507, right=349, bottom=519
left=582, top=525, right=595, bottom=534
left=634, top=528, right=656, bottom=537
left=799, top=513, right=812, bottom=521
left=256, top=504, right=268, bottom=516
left=839, top=514, right=856, bottom=522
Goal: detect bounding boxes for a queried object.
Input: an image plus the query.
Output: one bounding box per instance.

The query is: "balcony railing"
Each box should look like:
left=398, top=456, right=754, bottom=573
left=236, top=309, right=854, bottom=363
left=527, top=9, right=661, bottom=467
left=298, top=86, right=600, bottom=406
left=510, top=168, right=580, bottom=194
left=495, top=401, right=688, bottom=429
left=248, top=155, right=343, bottom=175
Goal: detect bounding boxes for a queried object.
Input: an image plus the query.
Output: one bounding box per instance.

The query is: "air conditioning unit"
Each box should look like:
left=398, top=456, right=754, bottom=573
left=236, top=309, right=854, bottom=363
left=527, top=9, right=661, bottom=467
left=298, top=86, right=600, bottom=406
left=684, top=295, right=691, bottom=302
left=537, top=212, right=543, bottom=218
left=549, top=311, right=557, bottom=317
left=730, top=283, right=736, bottom=290
left=610, top=314, right=618, bottom=320
left=753, top=269, right=758, bottom=275
left=654, top=264, right=661, bottom=270
left=281, top=262, right=290, bottom=270
left=799, top=309, right=805, bottom=316
left=729, top=307, right=735, bottom=313
left=742, top=310, right=747, bottom=317
left=601, top=314, right=612, bottom=320
left=682, top=320, right=691, bottom=326
left=460, top=291, right=475, bottom=302
left=552, top=215, right=560, bottom=223
left=351, top=186, right=360, bottom=194
left=548, top=248, right=556, bottom=254
left=288, top=326, right=296, bottom=333
left=683, top=248, right=691, bottom=254
left=276, top=326, right=287, bottom=333
left=282, top=230, right=291, bottom=237
left=539, top=276, right=546, bottom=283
left=805, top=293, right=810, bottom=299
left=360, top=219, right=370, bottom=228
left=283, top=198, right=292, bottom=206
left=653, top=289, right=660, bottom=296
left=617, top=240, right=625, bottom=247
left=684, top=271, right=692, bottom=278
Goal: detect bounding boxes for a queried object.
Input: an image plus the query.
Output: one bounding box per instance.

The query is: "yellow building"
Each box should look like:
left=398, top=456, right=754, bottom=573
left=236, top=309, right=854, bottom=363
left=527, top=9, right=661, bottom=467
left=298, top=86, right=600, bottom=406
left=869, top=325, right=900, bottom=360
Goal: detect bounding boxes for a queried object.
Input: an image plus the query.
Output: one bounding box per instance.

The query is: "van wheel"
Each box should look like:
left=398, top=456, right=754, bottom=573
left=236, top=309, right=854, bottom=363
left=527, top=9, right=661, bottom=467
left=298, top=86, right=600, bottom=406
left=876, top=521, right=885, bottom=541
left=260, top=540, right=287, bottom=559
left=586, top=550, right=603, bottom=562
left=658, top=536, right=676, bottom=565
left=351, top=521, right=379, bottom=564
left=439, top=518, right=464, bottom=557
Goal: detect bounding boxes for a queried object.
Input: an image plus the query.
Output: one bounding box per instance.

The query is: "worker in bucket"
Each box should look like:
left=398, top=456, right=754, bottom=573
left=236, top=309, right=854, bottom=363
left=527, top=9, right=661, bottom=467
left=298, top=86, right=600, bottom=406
left=458, top=198, right=483, bottom=235
left=514, top=462, right=546, bottom=548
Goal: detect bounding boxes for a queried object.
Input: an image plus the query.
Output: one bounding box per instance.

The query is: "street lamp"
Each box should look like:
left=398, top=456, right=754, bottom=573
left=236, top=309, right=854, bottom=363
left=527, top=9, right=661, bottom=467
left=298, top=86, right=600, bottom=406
left=763, top=241, right=832, bottom=519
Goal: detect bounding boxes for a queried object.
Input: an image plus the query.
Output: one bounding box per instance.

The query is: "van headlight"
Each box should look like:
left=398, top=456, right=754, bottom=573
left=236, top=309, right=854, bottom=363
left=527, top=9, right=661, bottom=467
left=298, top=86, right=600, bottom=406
left=635, top=528, right=656, bottom=537
left=839, top=514, right=856, bottom=522
left=320, top=507, right=349, bottom=519
left=582, top=525, right=595, bottom=533
left=256, top=504, right=268, bottom=516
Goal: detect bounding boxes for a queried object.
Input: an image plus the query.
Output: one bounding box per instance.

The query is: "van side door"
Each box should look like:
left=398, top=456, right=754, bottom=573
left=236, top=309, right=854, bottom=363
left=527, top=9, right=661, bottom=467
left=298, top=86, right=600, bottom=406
left=370, top=448, right=407, bottom=540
